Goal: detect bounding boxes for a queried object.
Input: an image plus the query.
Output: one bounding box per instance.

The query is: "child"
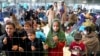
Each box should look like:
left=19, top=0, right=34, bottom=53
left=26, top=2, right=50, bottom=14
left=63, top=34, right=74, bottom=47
left=25, top=30, right=43, bottom=56
left=1, top=22, right=19, bottom=56
left=44, top=19, right=66, bottom=56
left=69, top=33, right=86, bottom=56
left=32, top=20, right=46, bottom=42
left=18, top=21, right=32, bottom=56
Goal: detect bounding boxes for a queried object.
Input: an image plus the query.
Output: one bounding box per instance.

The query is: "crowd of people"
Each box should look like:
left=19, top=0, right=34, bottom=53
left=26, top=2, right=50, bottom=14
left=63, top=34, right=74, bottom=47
left=0, top=1, right=100, bottom=56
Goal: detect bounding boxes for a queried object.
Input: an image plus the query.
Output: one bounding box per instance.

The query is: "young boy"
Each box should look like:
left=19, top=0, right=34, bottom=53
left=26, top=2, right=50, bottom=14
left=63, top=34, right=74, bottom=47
left=69, top=33, right=86, bottom=56
left=25, top=30, right=43, bottom=56
left=1, top=22, right=19, bottom=56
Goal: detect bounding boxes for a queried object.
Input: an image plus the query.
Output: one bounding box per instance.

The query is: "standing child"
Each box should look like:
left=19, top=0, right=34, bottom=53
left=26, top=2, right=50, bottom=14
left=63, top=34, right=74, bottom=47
left=25, top=30, right=43, bottom=56
left=18, top=21, right=32, bottom=56
left=69, top=33, right=86, bottom=56
left=1, top=22, right=19, bottom=56
left=44, top=19, right=66, bottom=56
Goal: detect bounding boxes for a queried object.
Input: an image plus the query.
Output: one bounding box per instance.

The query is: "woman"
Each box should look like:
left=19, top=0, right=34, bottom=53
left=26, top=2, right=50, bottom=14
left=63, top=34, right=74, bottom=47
left=82, top=26, right=99, bottom=56
left=44, top=19, right=66, bottom=56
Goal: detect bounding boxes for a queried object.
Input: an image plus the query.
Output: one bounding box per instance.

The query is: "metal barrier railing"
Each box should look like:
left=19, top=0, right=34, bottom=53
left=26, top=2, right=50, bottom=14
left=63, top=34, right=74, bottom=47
left=0, top=50, right=63, bottom=56
left=0, top=50, right=100, bottom=56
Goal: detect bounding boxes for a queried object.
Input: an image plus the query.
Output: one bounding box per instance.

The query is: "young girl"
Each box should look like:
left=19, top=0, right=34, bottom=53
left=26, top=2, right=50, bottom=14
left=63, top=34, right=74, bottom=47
left=69, top=33, right=86, bottom=56
left=44, top=19, right=66, bottom=56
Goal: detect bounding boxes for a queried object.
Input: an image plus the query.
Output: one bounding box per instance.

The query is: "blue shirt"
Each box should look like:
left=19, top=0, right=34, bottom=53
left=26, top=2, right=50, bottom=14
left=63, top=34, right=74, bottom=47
left=36, top=30, right=46, bottom=42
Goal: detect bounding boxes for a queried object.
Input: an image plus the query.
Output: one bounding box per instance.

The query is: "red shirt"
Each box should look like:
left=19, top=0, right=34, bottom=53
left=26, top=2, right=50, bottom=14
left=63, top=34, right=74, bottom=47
left=48, top=42, right=65, bottom=56
left=69, top=41, right=85, bottom=56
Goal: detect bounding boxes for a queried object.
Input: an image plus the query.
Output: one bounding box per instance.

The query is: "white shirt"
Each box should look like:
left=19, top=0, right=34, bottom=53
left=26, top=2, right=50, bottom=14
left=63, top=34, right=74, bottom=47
left=42, top=24, right=50, bottom=37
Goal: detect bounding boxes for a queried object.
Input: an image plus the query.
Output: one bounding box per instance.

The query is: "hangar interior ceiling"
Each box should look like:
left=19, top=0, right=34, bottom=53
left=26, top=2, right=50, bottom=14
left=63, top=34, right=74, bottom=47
left=0, top=0, right=99, bottom=4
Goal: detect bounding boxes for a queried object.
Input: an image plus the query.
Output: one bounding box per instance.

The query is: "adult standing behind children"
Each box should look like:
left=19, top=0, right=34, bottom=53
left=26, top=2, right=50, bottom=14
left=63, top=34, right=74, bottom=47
left=82, top=26, right=99, bottom=56
left=46, top=5, right=55, bottom=27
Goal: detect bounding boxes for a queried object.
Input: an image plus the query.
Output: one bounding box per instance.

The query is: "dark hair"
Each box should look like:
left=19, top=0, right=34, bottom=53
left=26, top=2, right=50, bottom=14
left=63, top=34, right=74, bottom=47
left=32, top=20, right=38, bottom=25
left=85, top=26, right=92, bottom=34
left=27, top=29, right=36, bottom=35
left=74, top=33, right=82, bottom=41
left=54, top=2, right=57, bottom=4
left=49, top=5, right=53, bottom=9
left=24, top=21, right=32, bottom=27
left=10, top=12, right=13, bottom=16
left=5, top=22, right=15, bottom=29
left=61, top=1, right=64, bottom=3
left=67, top=23, right=74, bottom=27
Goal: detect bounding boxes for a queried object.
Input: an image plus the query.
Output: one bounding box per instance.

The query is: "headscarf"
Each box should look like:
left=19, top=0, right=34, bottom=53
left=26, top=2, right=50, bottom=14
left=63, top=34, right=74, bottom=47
left=82, top=32, right=99, bottom=53
left=45, top=19, right=66, bottom=48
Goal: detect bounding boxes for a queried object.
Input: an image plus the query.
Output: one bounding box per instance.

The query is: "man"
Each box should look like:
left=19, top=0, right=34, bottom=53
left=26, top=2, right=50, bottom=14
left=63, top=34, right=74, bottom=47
left=46, top=5, right=55, bottom=27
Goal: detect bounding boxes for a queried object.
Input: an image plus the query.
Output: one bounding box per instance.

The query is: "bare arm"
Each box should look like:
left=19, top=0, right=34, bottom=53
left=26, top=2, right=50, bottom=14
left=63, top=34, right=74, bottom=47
left=46, top=10, right=49, bottom=17
left=64, top=5, right=67, bottom=14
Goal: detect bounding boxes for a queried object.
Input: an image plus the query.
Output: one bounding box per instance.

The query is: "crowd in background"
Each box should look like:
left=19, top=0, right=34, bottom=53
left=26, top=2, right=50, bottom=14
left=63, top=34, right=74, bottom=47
left=0, top=1, right=100, bottom=56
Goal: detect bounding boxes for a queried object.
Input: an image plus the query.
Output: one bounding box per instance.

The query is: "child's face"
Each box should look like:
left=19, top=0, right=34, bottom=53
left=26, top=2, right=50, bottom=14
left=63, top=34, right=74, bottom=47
left=33, top=24, right=37, bottom=30
left=24, top=24, right=31, bottom=32
left=5, top=25, right=15, bottom=36
left=52, top=22, right=59, bottom=32
left=27, top=33, right=35, bottom=41
left=32, top=20, right=37, bottom=30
